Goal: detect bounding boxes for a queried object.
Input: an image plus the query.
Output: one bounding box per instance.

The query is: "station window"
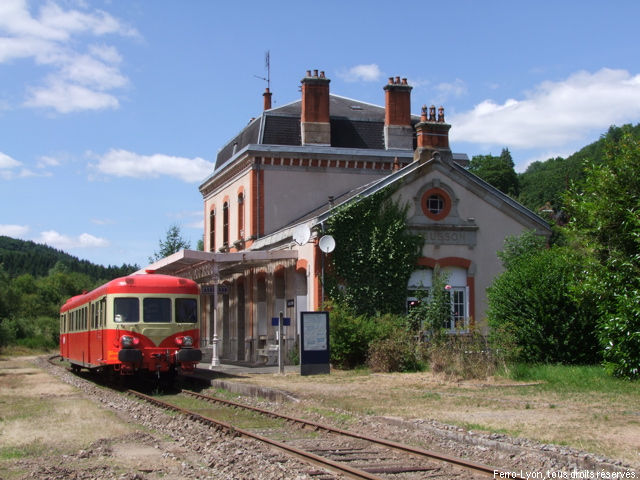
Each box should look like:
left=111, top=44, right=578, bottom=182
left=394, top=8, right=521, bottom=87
left=421, top=187, right=451, bottom=221
left=223, top=202, right=229, bottom=247
left=114, top=297, right=139, bottom=323
left=209, top=209, right=215, bottom=252
left=237, top=193, right=244, bottom=239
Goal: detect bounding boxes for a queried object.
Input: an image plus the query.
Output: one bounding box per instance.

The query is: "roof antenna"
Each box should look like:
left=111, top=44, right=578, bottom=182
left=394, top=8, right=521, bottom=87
left=254, top=50, right=270, bottom=90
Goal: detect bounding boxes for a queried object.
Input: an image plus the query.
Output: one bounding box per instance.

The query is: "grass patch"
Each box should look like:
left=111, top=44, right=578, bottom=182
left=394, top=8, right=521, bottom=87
left=156, top=394, right=284, bottom=430
left=0, top=346, right=57, bottom=358
left=505, top=363, right=639, bottom=394
left=306, top=406, right=357, bottom=425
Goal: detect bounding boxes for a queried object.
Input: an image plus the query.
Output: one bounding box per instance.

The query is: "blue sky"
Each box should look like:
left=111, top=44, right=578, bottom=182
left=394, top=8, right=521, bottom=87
left=1, top=0, right=639, bottom=268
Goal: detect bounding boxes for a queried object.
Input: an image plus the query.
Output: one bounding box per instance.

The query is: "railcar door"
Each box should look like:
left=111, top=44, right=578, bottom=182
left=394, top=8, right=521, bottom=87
left=89, top=301, right=100, bottom=366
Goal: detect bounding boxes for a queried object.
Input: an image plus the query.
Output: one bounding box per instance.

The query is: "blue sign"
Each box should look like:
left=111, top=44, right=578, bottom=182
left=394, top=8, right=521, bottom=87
left=272, top=317, right=291, bottom=326
left=202, top=285, right=229, bottom=295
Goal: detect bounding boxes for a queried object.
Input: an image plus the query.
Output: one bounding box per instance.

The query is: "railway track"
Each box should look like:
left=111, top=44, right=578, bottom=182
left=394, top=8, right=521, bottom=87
left=128, top=388, right=525, bottom=480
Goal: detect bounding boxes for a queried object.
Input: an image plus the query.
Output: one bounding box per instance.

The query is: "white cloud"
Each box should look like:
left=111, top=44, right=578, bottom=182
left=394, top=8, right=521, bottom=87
left=0, top=0, right=137, bottom=113
left=338, top=64, right=383, bottom=83
left=37, top=155, right=61, bottom=168
left=450, top=68, right=640, bottom=149
left=0, top=151, right=21, bottom=169
left=93, top=149, right=215, bottom=183
left=0, top=224, right=29, bottom=237
left=435, top=79, right=467, bottom=100
left=25, top=77, right=119, bottom=112
left=37, top=230, right=109, bottom=249
left=0, top=151, right=36, bottom=178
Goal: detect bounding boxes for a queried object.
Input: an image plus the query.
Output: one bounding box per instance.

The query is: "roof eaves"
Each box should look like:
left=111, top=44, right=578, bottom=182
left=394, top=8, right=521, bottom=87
left=450, top=162, right=551, bottom=230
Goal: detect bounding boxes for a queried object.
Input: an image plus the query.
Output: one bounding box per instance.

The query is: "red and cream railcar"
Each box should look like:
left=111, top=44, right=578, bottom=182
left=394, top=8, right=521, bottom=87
left=59, top=273, right=202, bottom=376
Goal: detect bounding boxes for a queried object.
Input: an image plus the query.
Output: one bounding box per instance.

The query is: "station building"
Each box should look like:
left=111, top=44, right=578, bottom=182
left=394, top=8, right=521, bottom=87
left=145, top=70, right=551, bottom=364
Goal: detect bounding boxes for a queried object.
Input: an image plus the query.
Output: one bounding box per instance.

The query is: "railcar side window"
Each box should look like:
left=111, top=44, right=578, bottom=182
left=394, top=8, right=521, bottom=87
left=175, top=298, right=198, bottom=323
left=143, top=298, right=171, bottom=323
left=114, top=297, right=139, bottom=323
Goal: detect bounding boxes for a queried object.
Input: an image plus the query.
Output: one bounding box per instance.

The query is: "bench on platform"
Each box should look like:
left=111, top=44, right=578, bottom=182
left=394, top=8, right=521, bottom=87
left=257, top=344, right=279, bottom=365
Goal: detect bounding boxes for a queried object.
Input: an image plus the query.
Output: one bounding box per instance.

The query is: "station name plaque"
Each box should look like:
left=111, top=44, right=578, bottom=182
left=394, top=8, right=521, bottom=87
left=300, top=311, right=330, bottom=375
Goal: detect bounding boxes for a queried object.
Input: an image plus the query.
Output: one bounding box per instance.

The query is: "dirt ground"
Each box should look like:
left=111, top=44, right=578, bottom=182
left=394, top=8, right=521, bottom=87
left=1, top=356, right=638, bottom=479
left=0, top=356, right=208, bottom=479
left=222, top=369, right=640, bottom=469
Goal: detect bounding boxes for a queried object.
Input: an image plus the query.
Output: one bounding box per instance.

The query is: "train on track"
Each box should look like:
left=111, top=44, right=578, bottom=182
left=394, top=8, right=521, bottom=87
left=59, top=272, right=202, bottom=380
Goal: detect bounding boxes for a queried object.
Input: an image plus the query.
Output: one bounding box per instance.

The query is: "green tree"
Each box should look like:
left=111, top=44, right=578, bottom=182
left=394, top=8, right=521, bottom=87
left=565, top=132, right=640, bottom=378
left=468, top=148, right=519, bottom=197
left=487, top=244, right=600, bottom=364
left=324, top=188, right=423, bottom=316
left=149, top=224, right=191, bottom=263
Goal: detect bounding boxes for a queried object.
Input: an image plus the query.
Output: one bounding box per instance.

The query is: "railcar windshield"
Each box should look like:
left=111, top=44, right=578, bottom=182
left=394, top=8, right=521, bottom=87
left=114, top=297, right=139, bottom=323
left=143, top=298, right=171, bottom=323
left=175, top=298, right=198, bottom=323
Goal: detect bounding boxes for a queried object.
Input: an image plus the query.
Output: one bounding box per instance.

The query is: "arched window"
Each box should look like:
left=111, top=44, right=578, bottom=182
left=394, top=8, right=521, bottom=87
left=237, top=192, right=244, bottom=239
left=407, top=266, right=469, bottom=333
left=209, top=208, right=216, bottom=252
left=223, top=201, right=229, bottom=247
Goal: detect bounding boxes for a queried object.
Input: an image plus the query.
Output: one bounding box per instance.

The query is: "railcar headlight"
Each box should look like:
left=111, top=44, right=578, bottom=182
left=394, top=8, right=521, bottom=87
left=175, top=336, right=193, bottom=348
left=120, top=335, right=139, bottom=348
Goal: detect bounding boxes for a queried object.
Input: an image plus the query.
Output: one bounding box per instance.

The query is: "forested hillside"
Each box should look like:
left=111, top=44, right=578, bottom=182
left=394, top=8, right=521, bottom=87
left=0, top=236, right=139, bottom=350
left=516, top=123, right=640, bottom=213
left=0, top=236, right=137, bottom=279
left=468, top=123, right=640, bottom=216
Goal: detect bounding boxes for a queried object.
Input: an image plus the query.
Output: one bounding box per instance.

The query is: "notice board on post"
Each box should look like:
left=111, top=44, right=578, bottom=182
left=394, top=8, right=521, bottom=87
left=300, top=311, right=330, bottom=375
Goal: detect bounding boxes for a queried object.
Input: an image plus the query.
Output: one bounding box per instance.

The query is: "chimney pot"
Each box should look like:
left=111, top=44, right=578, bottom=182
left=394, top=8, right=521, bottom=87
left=383, top=76, right=413, bottom=149
left=402, top=78, right=408, bottom=85
left=263, top=87, right=272, bottom=111
left=429, top=105, right=436, bottom=122
left=421, top=105, right=428, bottom=122
left=301, top=69, right=331, bottom=145
left=415, top=103, right=451, bottom=154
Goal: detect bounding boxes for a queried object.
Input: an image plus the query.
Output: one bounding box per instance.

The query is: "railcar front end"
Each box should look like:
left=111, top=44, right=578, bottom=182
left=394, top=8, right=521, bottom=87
left=60, top=273, right=203, bottom=378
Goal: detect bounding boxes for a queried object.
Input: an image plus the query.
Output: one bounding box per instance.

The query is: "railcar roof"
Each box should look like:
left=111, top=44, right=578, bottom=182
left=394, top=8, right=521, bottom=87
left=60, top=274, right=199, bottom=312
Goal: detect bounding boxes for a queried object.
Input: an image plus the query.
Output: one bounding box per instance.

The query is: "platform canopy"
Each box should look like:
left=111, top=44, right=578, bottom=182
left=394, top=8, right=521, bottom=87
left=137, top=249, right=298, bottom=282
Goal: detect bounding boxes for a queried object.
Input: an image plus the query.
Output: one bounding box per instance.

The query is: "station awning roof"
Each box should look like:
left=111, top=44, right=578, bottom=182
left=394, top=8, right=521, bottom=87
left=137, top=249, right=298, bottom=282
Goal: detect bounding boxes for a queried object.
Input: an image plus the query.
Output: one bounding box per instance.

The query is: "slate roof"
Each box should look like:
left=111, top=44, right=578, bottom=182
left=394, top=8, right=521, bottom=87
left=214, top=94, right=420, bottom=169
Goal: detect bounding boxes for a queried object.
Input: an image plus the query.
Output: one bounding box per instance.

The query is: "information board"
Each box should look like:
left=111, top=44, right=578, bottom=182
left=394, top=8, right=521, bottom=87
left=299, top=311, right=330, bottom=375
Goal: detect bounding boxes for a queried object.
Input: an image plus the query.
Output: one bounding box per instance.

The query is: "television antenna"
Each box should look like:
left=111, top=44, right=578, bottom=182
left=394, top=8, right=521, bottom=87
left=253, top=50, right=270, bottom=90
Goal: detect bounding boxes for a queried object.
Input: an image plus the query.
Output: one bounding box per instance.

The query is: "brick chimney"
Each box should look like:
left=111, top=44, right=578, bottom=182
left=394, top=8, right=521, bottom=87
left=384, top=76, right=413, bottom=150
left=301, top=69, right=331, bottom=145
left=413, top=104, right=452, bottom=163
left=263, top=87, right=272, bottom=110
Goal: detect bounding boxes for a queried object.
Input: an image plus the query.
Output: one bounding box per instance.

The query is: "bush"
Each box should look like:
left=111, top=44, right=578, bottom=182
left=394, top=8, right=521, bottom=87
left=367, top=329, right=426, bottom=372
left=2, top=316, right=58, bottom=351
left=487, top=246, right=600, bottom=364
left=428, top=332, right=497, bottom=379
left=328, top=302, right=407, bottom=369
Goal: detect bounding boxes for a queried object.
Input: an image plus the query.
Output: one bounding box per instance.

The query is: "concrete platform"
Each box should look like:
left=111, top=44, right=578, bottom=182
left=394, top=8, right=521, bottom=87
left=182, top=362, right=300, bottom=402
left=194, top=361, right=300, bottom=376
